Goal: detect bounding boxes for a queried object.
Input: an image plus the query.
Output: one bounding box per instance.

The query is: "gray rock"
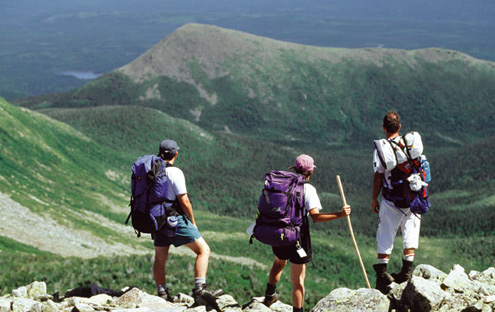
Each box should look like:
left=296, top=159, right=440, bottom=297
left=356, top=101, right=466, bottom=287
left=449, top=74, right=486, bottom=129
left=0, top=297, right=11, bottom=312
left=3, top=264, right=495, bottom=312
left=442, top=264, right=478, bottom=295
left=38, top=300, right=60, bottom=312
left=470, top=267, right=495, bottom=286
left=115, top=287, right=142, bottom=307
left=11, top=297, right=42, bottom=312
left=184, top=306, right=207, bottom=312
left=269, top=300, right=292, bottom=312
left=140, top=301, right=184, bottom=311
left=26, top=282, right=47, bottom=299
left=439, top=292, right=477, bottom=311
left=72, top=302, right=96, bottom=312
left=0, top=297, right=12, bottom=312
left=311, top=288, right=389, bottom=312
left=85, top=293, right=113, bottom=306
left=11, top=286, right=27, bottom=298
left=217, top=294, right=242, bottom=312
left=140, top=291, right=171, bottom=304
left=242, top=299, right=272, bottom=312
left=242, top=296, right=291, bottom=312
left=175, top=293, right=195, bottom=307
left=64, top=297, right=94, bottom=307
left=413, top=264, right=448, bottom=282
left=401, top=276, right=448, bottom=311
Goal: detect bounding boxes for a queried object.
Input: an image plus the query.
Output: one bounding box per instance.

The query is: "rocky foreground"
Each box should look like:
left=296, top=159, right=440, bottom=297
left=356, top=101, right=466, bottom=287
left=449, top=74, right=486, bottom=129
left=1, top=264, right=495, bottom=312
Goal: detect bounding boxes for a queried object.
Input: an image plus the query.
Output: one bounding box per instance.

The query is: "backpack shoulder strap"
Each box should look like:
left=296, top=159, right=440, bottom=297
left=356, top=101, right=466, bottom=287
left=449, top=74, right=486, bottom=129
left=386, top=139, right=400, bottom=166
left=374, top=142, right=386, bottom=169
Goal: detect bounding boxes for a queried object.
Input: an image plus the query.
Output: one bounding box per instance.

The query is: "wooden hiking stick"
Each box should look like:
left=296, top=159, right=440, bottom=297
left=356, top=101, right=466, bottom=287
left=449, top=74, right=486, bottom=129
left=336, top=175, right=371, bottom=289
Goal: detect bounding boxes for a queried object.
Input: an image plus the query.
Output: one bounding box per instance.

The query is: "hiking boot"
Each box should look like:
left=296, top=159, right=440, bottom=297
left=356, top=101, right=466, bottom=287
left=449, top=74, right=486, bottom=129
left=192, top=284, right=223, bottom=311
left=392, top=259, right=414, bottom=284
left=373, top=263, right=395, bottom=294
left=263, top=291, right=279, bottom=307
left=158, top=287, right=174, bottom=302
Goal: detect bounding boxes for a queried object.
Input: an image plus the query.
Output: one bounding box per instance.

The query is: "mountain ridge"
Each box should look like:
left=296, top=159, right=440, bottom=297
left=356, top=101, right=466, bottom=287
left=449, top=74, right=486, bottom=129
left=17, top=23, right=495, bottom=148
left=120, top=23, right=492, bottom=84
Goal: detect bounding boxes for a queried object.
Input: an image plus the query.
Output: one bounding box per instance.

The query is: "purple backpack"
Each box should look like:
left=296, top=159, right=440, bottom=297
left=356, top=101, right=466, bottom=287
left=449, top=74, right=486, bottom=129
left=126, top=155, right=171, bottom=237
left=253, top=170, right=306, bottom=247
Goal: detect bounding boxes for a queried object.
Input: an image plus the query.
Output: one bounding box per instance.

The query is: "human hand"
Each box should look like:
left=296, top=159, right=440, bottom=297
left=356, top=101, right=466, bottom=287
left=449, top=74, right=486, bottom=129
left=372, top=199, right=380, bottom=214
left=342, top=205, right=351, bottom=217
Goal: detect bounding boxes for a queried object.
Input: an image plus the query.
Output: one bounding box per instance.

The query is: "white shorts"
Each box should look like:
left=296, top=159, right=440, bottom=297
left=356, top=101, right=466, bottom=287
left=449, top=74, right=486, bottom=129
left=376, top=198, right=421, bottom=255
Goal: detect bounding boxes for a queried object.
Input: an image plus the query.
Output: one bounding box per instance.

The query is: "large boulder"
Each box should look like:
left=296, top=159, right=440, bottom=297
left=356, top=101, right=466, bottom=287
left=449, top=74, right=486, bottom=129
left=395, top=264, right=495, bottom=311
left=401, top=276, right=448, bottom=311
left=311, top=288, right=389, bottom=312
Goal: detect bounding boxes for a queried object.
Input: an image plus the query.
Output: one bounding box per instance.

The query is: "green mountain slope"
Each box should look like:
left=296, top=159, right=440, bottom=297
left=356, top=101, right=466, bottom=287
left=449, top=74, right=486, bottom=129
left=0, top=97, right=147, bottom=257
left=2, top=97, right=495, bottom=306
left=17, top=23, right=495, bottom=148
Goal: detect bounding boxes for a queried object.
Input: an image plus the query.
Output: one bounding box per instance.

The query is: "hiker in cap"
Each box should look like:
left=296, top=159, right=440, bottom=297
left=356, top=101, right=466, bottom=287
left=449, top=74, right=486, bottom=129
left=371, top=111, right=421, bottom=293
left=153, top=139, right=222, bottom=307
left=263, top=154, right=351, bottom=312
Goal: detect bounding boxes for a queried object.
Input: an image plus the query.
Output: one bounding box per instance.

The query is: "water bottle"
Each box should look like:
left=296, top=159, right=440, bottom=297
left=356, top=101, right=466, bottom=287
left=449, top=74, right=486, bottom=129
left=166, top=215, right=179, bottom=228
left=421, top=155, right=431, bottom=183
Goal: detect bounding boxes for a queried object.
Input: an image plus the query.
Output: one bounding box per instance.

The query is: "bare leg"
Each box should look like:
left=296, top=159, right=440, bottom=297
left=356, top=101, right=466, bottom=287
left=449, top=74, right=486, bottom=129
left=154, top=246, right=171, bottom=285
left=268, top=256, right=287, bottom=285
left=186, top=237, right=210, bottom=278
left=291, top=263, right=306, bottom=309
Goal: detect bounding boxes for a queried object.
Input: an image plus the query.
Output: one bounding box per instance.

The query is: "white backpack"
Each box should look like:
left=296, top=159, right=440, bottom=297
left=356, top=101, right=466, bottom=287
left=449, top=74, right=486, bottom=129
left=374, top=131, right=424, bottom=171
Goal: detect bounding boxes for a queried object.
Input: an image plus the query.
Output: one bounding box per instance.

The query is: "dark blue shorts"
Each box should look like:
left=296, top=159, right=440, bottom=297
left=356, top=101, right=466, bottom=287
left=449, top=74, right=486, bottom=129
left=154, top=216, right=202, bottom=247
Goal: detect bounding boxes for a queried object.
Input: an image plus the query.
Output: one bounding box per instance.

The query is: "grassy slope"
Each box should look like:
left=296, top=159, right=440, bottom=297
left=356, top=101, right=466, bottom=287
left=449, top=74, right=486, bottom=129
left=0, top=98, right=122, bottom=225
left=0, top=98, right=149, bottom=254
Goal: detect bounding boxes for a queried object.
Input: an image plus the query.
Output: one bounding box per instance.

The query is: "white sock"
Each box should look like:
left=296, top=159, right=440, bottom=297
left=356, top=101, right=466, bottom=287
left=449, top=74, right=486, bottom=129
left=194, top=277, right=206, bottom=289
left=157, top=284, right=167, bottom=293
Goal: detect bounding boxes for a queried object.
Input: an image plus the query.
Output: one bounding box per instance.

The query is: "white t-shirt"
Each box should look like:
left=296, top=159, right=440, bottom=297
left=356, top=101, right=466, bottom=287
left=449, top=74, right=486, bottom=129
left=164, top=166, right=187, bottom=207
left=304, top=183, right=322, bottom=213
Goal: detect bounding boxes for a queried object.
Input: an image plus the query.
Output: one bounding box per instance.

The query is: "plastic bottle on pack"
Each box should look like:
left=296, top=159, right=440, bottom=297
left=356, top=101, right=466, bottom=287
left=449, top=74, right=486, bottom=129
left=421, top=155, right=431, bottom=183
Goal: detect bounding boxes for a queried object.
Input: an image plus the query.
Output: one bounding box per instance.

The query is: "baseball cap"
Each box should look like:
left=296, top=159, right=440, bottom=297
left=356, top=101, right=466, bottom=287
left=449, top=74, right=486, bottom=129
left=290, top=154, right=316, bottom=172
left=159, top=139, right=180, bottom=154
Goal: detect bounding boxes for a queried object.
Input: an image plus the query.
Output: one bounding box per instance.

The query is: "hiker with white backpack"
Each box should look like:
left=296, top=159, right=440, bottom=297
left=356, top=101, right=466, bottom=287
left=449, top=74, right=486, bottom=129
left=371, top=111, right=431, bottom=294
left=250, top=154, right=351, bottom=312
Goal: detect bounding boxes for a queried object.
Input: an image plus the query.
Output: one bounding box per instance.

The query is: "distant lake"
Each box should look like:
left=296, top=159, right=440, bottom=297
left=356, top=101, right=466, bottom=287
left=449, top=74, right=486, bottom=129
left=59, top=71, right=101, bottom=80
